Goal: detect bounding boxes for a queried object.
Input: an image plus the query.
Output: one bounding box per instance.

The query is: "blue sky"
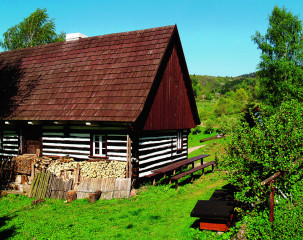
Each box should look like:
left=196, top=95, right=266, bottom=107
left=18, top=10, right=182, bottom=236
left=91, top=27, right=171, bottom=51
left=1, top=0, right=303, bottom=77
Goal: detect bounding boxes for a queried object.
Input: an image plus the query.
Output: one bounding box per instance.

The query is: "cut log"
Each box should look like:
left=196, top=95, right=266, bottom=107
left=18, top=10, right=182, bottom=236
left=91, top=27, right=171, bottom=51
left=66, top=190, right=77, bottom=202
left=89, top=190, right=102, bottom=203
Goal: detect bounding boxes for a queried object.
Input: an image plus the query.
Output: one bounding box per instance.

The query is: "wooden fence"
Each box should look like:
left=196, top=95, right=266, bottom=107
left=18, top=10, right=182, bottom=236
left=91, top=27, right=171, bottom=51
left=29, top=170, right=73, bottom=199
left=0, top=158, right=15, bottom=189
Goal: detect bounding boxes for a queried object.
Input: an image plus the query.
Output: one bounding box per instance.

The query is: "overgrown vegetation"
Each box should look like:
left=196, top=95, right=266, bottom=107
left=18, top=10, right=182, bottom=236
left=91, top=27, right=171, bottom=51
left=222, top=100, right=303, bottom=205
left=190, top=6, right=303, bottom=239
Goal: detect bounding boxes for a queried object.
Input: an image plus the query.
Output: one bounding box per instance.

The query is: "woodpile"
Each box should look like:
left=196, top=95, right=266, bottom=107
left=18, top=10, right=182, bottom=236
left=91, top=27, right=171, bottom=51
left=14, top=154, right=35, bottom=175
left=13, top=155, right=74, bottom=174
left=7, top=154, right=130, bottom=201
left=47, top=160, right=126, bottom=179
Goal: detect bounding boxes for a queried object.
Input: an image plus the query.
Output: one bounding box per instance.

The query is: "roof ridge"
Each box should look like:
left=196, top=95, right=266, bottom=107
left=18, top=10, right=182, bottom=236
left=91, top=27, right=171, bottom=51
left=0, top=25, right=175, bottom=55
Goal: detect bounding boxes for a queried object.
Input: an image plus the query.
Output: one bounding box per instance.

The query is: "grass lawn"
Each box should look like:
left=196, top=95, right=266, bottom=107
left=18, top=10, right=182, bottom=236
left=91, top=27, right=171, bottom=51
left=0, top=131, right=230, bottom=240
left=187, top=127, right=218, bottom=149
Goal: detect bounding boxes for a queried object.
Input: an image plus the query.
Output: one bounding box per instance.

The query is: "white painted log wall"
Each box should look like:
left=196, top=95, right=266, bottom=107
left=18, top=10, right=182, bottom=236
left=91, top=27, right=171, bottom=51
left=138, top=131, right=188, bottom=177
left=0, top=130, right=19, bottom=157
left=42, top=126, right=127, bottom=161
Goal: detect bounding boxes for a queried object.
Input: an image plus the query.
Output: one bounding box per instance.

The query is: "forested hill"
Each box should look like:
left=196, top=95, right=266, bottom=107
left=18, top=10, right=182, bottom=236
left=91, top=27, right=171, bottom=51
left=190, top=74, right=259, bottom=99
left=189, top=74, right=260, bottom=131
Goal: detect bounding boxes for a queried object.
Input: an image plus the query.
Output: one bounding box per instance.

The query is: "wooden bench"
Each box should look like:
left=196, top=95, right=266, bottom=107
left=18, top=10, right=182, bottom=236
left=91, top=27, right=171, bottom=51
left=145, top=154, right=210, bottom=185
left=170, top=161, right=216, bottom=189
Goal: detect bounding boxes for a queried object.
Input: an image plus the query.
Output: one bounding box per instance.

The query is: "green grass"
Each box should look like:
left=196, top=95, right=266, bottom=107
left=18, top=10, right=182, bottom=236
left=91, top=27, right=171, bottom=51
left=0, top=131, right=231, bottom=240
left=188, top=127, right=218, bottom=148
left=0, top=172, right=228, bottom=240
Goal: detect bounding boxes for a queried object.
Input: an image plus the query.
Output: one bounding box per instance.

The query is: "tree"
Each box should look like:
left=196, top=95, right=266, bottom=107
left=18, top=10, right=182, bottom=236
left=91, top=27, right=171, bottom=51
left=0, top=8, right=65, bottom=50
left=252, top=6, right=303, bottom=108
left=190, top=75, right=202, bottom=98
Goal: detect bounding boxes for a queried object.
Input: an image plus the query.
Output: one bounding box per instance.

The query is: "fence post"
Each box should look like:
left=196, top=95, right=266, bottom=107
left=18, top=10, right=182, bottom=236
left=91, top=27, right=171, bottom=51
left=270, top=180, right=275, bottom=223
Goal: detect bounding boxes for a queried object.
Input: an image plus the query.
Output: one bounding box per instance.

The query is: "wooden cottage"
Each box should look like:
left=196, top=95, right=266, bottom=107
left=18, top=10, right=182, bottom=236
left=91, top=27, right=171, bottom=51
left=0, top=25, right=200, bottom=178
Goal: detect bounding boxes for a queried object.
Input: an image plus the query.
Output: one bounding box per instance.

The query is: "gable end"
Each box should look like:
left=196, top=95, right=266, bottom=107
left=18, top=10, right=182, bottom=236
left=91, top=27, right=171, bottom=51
left=134, top=26, right=200, bottom=131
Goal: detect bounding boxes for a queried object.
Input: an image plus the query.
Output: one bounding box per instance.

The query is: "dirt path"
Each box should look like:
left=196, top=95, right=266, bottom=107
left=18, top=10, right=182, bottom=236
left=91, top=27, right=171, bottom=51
left=188, top=144, right=206, bottom=154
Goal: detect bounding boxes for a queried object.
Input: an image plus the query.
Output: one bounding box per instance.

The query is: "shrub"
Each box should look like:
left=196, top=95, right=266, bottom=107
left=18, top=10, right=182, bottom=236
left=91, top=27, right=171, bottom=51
left=191, top=126, right=201, bottom=135
left=245, top=181, right=303, bottom=239
left=204, top=119, right=215, bottom=134
left=222, top=100, right=303, bottom=206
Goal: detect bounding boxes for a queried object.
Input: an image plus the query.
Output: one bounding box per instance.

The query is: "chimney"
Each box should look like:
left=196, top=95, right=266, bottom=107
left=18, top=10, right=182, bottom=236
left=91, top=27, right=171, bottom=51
left=66, top=33, right=88, bottom=41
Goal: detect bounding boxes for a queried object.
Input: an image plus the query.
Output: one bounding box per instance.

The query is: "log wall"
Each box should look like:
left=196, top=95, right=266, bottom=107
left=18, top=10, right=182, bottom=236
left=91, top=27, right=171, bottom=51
left=138, top=130, right=188, bottom=177
left=42, top=126, right=128, bottom=161
left=0, top=130, right=19, bottom=157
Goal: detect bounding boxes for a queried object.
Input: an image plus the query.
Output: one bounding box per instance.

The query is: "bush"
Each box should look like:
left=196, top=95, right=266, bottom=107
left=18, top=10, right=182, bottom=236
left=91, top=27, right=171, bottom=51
left=191, top=126, right=201, bottom=135
left=222, top=100, right=303, bottom=206
left=204, top=119, right=215, bottom=134
left=245, top=181, right=303, bottom=239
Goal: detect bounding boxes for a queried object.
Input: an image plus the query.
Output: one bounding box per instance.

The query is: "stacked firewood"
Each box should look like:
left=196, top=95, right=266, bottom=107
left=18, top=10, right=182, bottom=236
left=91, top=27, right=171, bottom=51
left=47, top=160, right=126, bottom=179
left=13, top=154, right=36, bottom=175
left=13, top=155, right=74, bottom=174
left=13, top=154, right=126, bottom=181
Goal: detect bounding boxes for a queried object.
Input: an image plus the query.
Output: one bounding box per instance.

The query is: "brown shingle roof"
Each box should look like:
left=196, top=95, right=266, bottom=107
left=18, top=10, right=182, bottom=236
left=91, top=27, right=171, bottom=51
left=0, top=25, right=175, bottom=122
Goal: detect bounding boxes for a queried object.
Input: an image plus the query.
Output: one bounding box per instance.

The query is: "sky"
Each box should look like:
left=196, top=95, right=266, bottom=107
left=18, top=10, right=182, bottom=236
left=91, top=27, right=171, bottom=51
left=1, top=0, right=303, bottom=77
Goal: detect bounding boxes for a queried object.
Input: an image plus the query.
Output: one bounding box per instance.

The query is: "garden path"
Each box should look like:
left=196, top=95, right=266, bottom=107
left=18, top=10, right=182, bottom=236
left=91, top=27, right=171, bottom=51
left=188, top=145, right=206, bottom=154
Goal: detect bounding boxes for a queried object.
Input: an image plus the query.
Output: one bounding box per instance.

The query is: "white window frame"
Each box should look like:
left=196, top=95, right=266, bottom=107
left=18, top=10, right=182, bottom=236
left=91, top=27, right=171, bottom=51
left=92, top=134, right=104, bottom=157
left=176, top=132, right=183, bottom=150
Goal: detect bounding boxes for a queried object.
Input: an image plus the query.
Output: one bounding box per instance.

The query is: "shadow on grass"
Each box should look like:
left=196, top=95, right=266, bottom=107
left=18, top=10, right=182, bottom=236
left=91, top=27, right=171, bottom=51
left=0, top=215, right=17, bottom=239
left=190, top=219, right=201, bottom=229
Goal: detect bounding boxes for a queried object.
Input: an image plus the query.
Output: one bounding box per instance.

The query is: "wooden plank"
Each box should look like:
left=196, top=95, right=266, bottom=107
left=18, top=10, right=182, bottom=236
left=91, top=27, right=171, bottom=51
left=45, top=174, right=53, bottom=198
left=100, top=178, right=115, bottom=200
left=127, top=135, right=132, bottom=178
left=42, top=137, right=90, bottom=142
left=170, top=161, right=216, bottom=181
left=139, top=148, right=171, bottom=159
left=200, top=135, right=225, bottom=143
left=42, top=172, right=51, bottom=198
left=74, top=164, right=80, bottom=185
left=153, top=154, right=210, bottom=174
left=261, top=172, right=281, bottom=186
left=29, top=173, right=39, bottom=198
left=37, top=170, right=46, bottom=198
left=113, top=178, right=131, bottom=199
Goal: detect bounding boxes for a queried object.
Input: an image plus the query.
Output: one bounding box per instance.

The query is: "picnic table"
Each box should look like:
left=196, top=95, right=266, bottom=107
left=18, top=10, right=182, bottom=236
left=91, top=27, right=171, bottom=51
left=146, top=154, right=216, bottom=189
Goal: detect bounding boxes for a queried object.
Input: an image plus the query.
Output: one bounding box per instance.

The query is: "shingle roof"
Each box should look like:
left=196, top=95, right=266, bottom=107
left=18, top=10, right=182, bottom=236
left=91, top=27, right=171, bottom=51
left=0, top=25, right=176, bottom=122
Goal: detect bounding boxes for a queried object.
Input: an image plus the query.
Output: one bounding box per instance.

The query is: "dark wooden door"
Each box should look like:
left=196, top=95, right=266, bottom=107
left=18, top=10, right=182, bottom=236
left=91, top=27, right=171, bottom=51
left=22, top=126, right=42, bottom=154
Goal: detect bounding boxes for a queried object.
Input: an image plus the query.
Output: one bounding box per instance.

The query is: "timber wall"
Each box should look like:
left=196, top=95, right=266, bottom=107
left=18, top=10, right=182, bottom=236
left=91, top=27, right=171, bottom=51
left=0, top=125, right=128, bottom=161
left=0, top=129, right=19, bottom=157
left=42, top=125, right=128, bottom=161
left=138, top=130, right=188, bottom=177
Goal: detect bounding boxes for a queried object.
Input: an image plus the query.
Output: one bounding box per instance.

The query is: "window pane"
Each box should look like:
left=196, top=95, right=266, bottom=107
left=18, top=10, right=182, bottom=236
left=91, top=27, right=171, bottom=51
left=93, top=134, right=103, bottom=156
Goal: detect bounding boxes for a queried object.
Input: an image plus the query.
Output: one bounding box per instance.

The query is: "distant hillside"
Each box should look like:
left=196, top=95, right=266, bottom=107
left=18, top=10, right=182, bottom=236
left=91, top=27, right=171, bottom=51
left=190, top=73, right=259, bottom=98
left=236, top=72, right=257, bottom=78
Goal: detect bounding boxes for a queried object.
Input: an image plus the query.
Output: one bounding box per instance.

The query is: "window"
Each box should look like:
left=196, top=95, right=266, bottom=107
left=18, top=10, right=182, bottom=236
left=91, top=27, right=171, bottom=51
left=176, top=132, right=183, bottom=151
left=92, top=134, right=105, bottom=157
